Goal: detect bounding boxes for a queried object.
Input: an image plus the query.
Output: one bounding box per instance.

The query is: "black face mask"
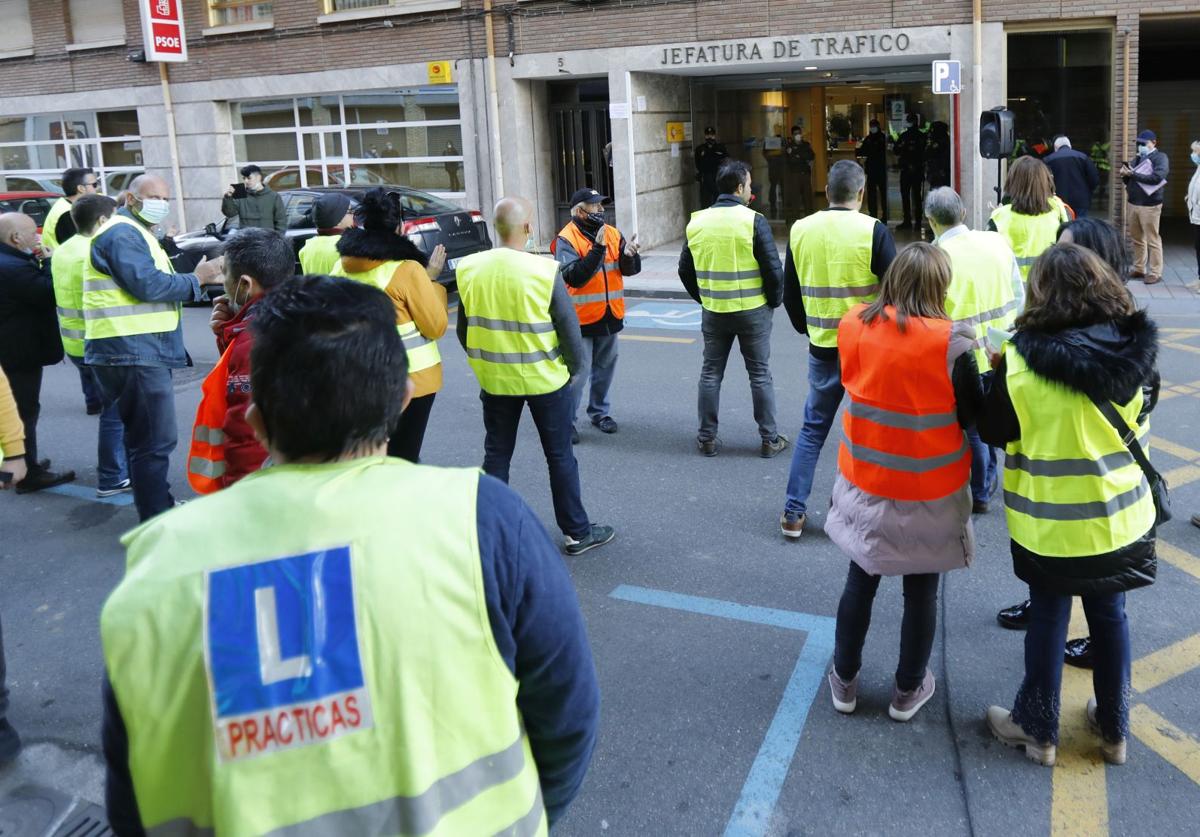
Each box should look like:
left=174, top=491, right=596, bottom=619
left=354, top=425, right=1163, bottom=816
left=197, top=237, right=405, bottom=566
left=577, top=211, right=604, bottom=232
left=706, top=137, right=716, bottom=144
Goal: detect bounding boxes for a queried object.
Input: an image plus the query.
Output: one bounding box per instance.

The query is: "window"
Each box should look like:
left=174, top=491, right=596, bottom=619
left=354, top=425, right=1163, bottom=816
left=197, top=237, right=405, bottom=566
left=0, top=0, right=33, bottom=56
left=208, top=1, right=273, bottom=27
left=68, top=0, right=125, bottom=46
left=0, top=110, right=142, bottom=197
left=285, top=194, right=316, bottom=229
left=326, top=1, right=392, bottom=10
left=231, top=89, right=466, bottom=196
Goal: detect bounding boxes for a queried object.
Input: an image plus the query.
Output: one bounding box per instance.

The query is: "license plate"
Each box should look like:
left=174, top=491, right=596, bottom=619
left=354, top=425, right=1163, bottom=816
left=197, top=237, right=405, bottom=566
left=447, top=258, right=460, bottom=270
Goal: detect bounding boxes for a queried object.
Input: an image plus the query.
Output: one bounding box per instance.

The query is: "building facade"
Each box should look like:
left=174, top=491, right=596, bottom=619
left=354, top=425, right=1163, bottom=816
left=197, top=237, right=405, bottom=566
left=1, top=1, right=1196, bottom=248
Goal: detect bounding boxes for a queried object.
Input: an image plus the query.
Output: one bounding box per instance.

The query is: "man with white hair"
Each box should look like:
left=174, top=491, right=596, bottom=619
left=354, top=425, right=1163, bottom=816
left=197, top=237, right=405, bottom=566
left=1043, top=135, right=1101, bottom=218
left=926, top=186, right=1023, bottom=514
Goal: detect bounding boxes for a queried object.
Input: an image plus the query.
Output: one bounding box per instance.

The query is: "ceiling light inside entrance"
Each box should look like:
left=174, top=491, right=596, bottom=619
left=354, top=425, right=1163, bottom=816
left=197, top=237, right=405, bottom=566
left=804, top=66, right=818, bottom=70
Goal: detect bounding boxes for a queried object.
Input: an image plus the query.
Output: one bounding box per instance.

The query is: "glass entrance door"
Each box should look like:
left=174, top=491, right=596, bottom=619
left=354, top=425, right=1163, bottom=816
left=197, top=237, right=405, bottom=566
left=299, top=128, right=346, bottom=187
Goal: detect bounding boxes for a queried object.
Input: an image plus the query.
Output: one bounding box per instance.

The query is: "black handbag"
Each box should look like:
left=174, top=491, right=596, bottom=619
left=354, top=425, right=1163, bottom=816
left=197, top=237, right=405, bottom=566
left=1093, top=399, right=1172, bottom=526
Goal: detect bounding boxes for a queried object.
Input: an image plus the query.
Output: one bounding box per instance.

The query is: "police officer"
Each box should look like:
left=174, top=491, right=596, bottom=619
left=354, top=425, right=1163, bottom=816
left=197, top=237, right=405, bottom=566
left=926, top=122, right=952, bottom=190
left=694, top=126, right=728, bottom=208
left=894, top=114, right=926, bottom=230
left=926, top=187, right=1023, bottom=514
left=100, top=274, right=600, bottom=834
left=679, top=160, right=788, bottom=459
left=84, top=174, right=225, bottom=520
left=297, top=192, right=354, bottom=275
left=456, top=197, right=616, bottom=556
left=856, top=120, right=889, bottom=223
left=40, top=166, right=101, bottom=253
left=552, top=188, right=641, bottom=442
left=783, top=126, right=816, bottom=218
left=779, top=160, right=896, bottom=538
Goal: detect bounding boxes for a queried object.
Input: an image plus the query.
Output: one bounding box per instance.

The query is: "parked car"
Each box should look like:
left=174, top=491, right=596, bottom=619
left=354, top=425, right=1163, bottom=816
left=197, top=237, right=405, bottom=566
left=174, top=186, right=492, bottom=295
left=1, top=176, right=62, bottom=195
left=263, top=167, right=389, bottom=192
left=0, top=191, right=59, bottom=234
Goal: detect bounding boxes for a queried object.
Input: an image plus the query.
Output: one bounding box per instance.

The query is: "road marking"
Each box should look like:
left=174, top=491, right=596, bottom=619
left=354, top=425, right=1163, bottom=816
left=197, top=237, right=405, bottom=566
left=1150, top=436, right=1200, bottom=463
left=1163, top=340, right=1200, bottom=356
left=624, top=301, right=702, bottom=331
left=43, top=483, right=134, bottom=507
left=609, top=585, right=835, bottom=837
left=1052, top=602, right=1109, bottom=837
left=1132, top=633, right=1200, bottom=693
left=1130, top=705, right=1200, bottom=784
left=1161, top=464, right=1200, bottom=488
left=620, top=334, right=695, bottom=344
left=1158, top=539, right=1200, bottom=583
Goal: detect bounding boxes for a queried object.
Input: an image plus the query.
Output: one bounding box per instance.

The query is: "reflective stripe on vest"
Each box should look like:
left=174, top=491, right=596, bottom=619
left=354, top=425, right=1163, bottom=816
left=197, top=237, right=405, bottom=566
left=40, top=197, right=72, bottom=252
left=330, top=259, right=442, bottom=373
left=100, top=461, right=548, bottom=837
left=50, top=233, right=92, bottom=357
left=940, top=229, right=1020, bottom=369
left=457, top=249, right=569, bottom=396
left=790, top=209, right=880, bottom=348
left=187, top=343, right=236, bottom=495
left=298, top=234, right=342, bottom=275
left=1001, top=343, right=1155, bottom=557
left=553, top=222, right=625, bottom=325
left=837, top=307, right=971, bottom=502
left=685, top=204, right=767, bottom=313
left=83, top=215, right=180, bottom=340
left=989, top=197, right=1071, bottom=283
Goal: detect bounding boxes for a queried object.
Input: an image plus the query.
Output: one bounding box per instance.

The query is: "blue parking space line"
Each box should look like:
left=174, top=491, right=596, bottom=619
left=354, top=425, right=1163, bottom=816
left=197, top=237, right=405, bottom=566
left=608, top=584, right=836, bottom=837
left=624, top=301, right=702, bottom=331
left=43, top=483, right=135, bottom=507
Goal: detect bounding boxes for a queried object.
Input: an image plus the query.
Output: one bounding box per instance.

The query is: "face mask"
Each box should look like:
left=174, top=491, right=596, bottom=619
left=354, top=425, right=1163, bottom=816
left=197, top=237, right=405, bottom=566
left=706, top=137, right=715, bottom=144
left=586, top=211, right=606, bottom=226
left=226, top=279, right=248, bottom=316
left=524, top=227, right=535, bottom=252
left=1137, top=144, right=1150, bottom=157
left=792, top=134, right=802, bottom=141
left=137, top=198, right=170, bottom=225
left=870, top=127, right=879, bottom=134
left=1192, top=153, right=1200, bottom=165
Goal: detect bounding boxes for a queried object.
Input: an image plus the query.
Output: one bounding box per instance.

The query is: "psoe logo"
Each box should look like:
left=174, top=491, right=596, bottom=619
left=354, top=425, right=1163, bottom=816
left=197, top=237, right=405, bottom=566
left=204, top=546, right=373, bottom=762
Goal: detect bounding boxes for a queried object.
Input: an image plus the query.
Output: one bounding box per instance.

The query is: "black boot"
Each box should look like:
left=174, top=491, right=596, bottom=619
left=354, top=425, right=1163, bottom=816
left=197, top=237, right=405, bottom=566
left=997, top=599, right=1031, bottom=630
left=0, top=719, right=21, bottom=766
left=1064, top=637, right=1094, bottom=669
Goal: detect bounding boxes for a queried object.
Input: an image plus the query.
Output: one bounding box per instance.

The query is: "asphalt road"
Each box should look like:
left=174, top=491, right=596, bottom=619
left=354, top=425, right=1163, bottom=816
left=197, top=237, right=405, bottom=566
left=2, top=294, right=1199, bottom=835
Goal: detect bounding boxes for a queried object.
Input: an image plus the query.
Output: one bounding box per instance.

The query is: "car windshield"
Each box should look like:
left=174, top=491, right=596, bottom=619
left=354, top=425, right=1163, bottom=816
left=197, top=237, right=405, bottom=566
left=0, top=197, right=53, bottom=227
left=394, top=189, right=459, bottom=216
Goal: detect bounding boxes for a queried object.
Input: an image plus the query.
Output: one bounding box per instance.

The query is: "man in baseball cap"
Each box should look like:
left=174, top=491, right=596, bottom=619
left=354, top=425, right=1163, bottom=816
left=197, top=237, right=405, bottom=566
left=298, top=192, right=354, bottom=274
left=695, top=126, right=729, bottom=207
left=551, top=188, right=641, bottom=442
left=1120, top=129, right=1169, bottom=284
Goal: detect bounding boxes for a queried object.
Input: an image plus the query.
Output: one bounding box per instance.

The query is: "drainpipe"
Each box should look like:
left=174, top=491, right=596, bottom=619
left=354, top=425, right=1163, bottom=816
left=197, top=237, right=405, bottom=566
left=972, top=0, right=984, bottom=228
left=482, top=0, right=505, bottom=199
left=1121, top=28, right=1131, bottom=234
left=158, top=62, right=187, bottom=231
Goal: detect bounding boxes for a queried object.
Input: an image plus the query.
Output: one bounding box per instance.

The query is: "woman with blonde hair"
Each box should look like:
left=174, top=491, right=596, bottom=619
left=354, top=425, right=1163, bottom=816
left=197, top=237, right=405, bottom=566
left=989, top=156, right=1074, bottom=283
left=826, top=242, right=982, bottom=722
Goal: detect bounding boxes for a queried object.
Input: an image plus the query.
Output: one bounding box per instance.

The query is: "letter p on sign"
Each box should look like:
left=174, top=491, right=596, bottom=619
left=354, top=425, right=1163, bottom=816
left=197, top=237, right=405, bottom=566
left=932, top=60, right=961, bottom=95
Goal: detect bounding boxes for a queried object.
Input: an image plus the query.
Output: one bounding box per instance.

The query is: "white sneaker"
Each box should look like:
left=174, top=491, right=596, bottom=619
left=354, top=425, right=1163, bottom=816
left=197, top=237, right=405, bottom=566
left=96, top=479, right=132, bottom=498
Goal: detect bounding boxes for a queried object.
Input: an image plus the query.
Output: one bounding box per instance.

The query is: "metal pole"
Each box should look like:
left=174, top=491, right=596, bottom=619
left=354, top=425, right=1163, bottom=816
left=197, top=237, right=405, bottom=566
left=1121, top=28, right=1131, bottom=234
left=972, top=0, right=984, bottom=227
left=158, top=62, right=187, bottom=231
left=482, top=0, right=505, bottom=200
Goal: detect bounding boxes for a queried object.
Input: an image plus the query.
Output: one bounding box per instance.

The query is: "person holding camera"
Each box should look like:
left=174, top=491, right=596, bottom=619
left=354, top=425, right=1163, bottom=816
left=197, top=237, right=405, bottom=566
left=221, top=165, right=286, bottom=233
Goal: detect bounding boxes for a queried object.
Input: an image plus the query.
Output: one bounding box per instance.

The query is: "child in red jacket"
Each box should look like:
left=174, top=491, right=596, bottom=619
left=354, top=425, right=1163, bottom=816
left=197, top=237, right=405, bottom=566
left=190, top=229, right=294, bottom=492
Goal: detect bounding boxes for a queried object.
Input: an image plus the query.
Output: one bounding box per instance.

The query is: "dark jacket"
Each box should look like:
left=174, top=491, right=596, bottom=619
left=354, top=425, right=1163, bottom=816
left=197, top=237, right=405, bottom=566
left=1044, top=147, right=1100, bottom=217
left=553, top=217, right=641, bottom=338
left=978, top=310, right=1159, bottom=595
left=0, top=243, right=63, bottom=371
left=855, top=132, right=889, bottom=178
left=925, top=127, right=952, bottom=187
left=221, top=186, right=287, bottom=233
left=782, top=208, right=898, bottom=360
left=694, top=139, right=728, bottom=182
left=677, top=195, right=784, bottom=308
left=84, top=208, right=207, bottom=368
left=784, top=139, right=815, bottom=174
left=894, top=127, right=926, bottom=173
left=102, top=473, right=600, bottom=834
left=1122, top=149, right=1169, bottom=207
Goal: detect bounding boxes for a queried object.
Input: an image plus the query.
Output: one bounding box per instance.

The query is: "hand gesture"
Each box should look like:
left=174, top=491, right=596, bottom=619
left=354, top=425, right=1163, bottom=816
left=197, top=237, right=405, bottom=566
left=624, top=233, right=641, bottom=258
left=425, top=244, right=448, bottom=281
left=210, top=295, right=234, bottom=335
left=593, top=223, right=609, bottom=246
left=0, top=457, right=27, bottom=490
left=195, top=255, right=226, bottom=286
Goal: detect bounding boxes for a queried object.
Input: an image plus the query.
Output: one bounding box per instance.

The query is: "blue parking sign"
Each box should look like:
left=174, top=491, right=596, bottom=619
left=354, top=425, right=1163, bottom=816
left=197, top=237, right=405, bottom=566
left=932, top=60, right=961, bottom=95
left=205, top=546, right=374, bottom=761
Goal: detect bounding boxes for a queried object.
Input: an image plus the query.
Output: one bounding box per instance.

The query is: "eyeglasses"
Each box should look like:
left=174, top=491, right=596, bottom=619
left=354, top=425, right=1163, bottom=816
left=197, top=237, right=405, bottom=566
left=83, top=181, right=99, bottom=188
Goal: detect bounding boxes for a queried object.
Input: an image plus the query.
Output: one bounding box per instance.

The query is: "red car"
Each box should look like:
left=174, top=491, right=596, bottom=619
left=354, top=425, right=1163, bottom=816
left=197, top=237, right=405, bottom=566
left=0, top=191, right=59, bottom=234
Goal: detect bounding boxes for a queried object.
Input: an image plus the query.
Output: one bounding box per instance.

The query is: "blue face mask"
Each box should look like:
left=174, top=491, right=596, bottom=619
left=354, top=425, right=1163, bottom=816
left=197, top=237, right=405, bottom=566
left=1192, top=153, right=1200, bottom=166
left=1137, top=144, right=1151, bottom=157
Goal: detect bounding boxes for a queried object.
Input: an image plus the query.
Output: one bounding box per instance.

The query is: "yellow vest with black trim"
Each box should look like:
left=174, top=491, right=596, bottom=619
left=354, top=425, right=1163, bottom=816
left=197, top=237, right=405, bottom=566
left=330, top=258, right=442, bottom=374
left=685, top=204, right=767, bottom=313
left=456, top=248, right=570, bottom=396
left=989, top=196, right=1071, bottom=283
left=940, top=229, right=1019, bottom=369
left=1002, top=343, right=1154, bottom=557
left=40, top=196, right=72, bottom=252
left=83, top=215, right=180, bottom=340
left=298, top=233, right=342, bottom=275
left=789, top=209, right=880, bottom=348
left=100, top=458, right=547, bottom=837
left=50, top=232, right=91, bottom=358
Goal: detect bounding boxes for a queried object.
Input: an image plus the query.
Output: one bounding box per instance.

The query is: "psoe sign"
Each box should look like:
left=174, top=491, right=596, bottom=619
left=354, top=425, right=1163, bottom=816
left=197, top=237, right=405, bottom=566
left=140, top=0, right=188, bottom=62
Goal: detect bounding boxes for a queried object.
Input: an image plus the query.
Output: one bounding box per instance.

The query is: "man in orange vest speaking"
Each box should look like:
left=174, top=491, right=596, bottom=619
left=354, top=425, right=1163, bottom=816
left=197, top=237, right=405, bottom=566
left=552, top=188, right=641, bottom=444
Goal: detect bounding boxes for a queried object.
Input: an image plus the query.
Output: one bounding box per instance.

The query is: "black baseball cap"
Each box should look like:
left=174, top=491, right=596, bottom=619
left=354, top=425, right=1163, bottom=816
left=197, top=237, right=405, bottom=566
left=313, top=192, right=353, bottom=229
left=569, top=188, right=610, bottom=207
left=704, top=126, right=717, bottom=134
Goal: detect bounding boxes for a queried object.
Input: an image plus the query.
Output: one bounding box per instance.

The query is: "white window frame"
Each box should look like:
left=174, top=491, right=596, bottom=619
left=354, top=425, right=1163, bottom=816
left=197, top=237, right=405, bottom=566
left=0, top=110, right=143, bottom=195
left=204, top=0, right=274, bottom=36
left=317, top=0, right=461, bottom=26
left=66, top=0, right=126, bottom=50
left=0, top=0, right=34, bottom=59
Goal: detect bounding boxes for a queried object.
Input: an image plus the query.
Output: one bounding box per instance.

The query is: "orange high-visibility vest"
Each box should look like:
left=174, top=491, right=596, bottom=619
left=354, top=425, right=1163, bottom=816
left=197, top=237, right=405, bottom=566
left=553, top=222, right=624, bottom=325
left=837, top=305, right=970, bottom=502
left=187, top=343, right=234, bottom=494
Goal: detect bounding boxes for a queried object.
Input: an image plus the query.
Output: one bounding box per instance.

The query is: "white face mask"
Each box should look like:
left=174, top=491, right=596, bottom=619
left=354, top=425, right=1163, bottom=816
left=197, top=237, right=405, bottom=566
left=137, top=198, right=170, bottom=225
left=793, top=134, right=802, bottom=141
left=870, top=126, right=880, bottom=134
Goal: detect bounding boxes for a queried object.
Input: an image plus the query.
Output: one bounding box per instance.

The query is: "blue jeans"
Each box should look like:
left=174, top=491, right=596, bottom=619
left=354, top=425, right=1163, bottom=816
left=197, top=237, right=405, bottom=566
left=698, top=307, right=778, bottom=442
left=480, top=384, right=590, bottom=539
left=785, top=352, right=845, bottom=515
left=571, top=333, right=618, bottom=424
left=70, top=357, right=128, bottom=490
left=1011, top=586, right=1131, bottom=745
left=77, top=362, right=102, bottom=413
left=92, top=366, right=178, bottom=521
left=968, top=370, right=997, bottom=503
